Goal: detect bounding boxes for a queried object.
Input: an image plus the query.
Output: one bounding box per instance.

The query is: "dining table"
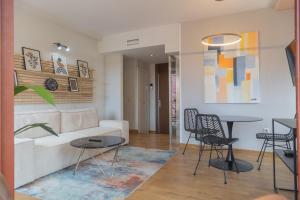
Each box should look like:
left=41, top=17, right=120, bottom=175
left=209, top=115, right=263, bottom=172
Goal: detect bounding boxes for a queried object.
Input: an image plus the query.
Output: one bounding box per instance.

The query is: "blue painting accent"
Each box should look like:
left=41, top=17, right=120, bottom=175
left=204, top=58, right=217, bottom=67
left=234, top=56, right=246, bottom=86
left=216, top=68, right=226, bottom=77
left=245, top=55, right=256, bottom=68
left=16, top=146, right=176, bottom=200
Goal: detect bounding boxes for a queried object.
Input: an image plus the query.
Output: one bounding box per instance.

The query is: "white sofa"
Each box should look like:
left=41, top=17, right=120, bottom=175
left=14, top=108, right=129, bottom=188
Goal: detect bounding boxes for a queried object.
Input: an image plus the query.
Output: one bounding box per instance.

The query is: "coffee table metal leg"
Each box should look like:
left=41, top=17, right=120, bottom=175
left=111, top=145, right=120, bottom=177
left=73, top=148, right=85, bottom=175
left=91, top=156, right=106, bottom=175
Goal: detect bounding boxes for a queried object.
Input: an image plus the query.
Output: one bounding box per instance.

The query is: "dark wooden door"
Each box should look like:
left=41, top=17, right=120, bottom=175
left=156, top=63, right=169, bottom=134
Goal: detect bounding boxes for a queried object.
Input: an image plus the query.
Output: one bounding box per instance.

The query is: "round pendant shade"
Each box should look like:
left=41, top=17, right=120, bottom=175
left=201, top=33, right=242, bottom=47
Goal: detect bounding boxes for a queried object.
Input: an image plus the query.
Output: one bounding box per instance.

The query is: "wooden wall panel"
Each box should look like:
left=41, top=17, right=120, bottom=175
left=14, top=54, right=94, bottom=104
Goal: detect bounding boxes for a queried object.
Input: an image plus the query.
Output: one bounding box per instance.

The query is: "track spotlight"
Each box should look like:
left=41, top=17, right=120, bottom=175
left=54, top=43, right=70, bottom=52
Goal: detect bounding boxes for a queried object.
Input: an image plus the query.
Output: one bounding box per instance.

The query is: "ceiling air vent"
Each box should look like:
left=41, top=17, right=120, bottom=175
left=127, top=38, right=139, bottom=46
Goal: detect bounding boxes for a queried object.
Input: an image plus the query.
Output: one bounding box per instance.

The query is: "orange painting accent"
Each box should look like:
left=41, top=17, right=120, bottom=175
left=247, top=32, right=258, bottom=55
left=226, top=69, right=233, bottom=83
left=207, top=37, right=212, bottom=45
left=246, top=72, right=251, bottom=80
left=240, top=33, right=245, bottom=50
left=218, top=54, right=233, bottom=68
left=217, top=77, right=227, bottom=103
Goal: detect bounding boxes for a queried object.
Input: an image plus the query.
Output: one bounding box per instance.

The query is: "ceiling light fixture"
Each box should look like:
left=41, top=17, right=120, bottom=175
left=150, top=54, right=154, bottom=57
left=201, top=33, right=242, bottom=47
left=54, top=43, right=70, bottom=52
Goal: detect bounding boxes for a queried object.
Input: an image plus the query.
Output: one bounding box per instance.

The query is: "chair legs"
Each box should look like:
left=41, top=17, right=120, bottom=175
left=256, top=139, right=266, bottom=162
left=193, top=141, right=204, bottom=175
left=219, top=146, right=227, bottom=184
left=182, top=132, right=192, bottom=155
left=257, top=140, right=292, bottom=170
left=208, top=144, right=213, bottom=167
left=194, top=144, right=232, bottom=184
left=258, top=141, right=268, bottom=170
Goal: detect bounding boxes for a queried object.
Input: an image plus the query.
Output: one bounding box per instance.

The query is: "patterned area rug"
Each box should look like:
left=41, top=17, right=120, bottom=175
left=17, top=146, right=175, bottom=200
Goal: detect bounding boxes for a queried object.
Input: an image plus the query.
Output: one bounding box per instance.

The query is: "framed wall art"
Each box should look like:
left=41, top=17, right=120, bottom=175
left=204, top=32, right=260, bottom=104
left=52, top=53, right=68, bottom=76
left=68, top=77, right=79, bottom=92
left=77, top=60, right=89, bottom=78
left=22, top=47, right=42, bottom=71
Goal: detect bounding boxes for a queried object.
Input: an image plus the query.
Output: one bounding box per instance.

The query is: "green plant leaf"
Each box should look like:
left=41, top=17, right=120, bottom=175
left=14, top=85, right=54, bottom=105
left=14, top=123, right=58, bottom=136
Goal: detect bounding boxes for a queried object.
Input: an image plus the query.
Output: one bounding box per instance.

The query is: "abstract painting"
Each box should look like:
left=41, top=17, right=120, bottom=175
left=52, top=53, right=68, bottom=76
left=77, top=60, right=90, bottom=78
left=204, top=32, right=260, bottom=103
left=22, top=47, right=42, bottom=71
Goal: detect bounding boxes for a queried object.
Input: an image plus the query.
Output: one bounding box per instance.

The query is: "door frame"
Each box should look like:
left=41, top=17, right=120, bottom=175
left=295, top=0, right=300, bottom=192
left=0, top=0, right=14, bottom=195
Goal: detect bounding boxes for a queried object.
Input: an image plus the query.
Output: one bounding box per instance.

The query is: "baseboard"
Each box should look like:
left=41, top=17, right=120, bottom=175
left=130, top=129, right=138, bottom=134
left=180, top=143, right=270, bottom=154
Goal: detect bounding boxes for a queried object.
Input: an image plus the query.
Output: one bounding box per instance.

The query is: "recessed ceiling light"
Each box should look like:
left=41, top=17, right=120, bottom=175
left=150, top=54, right=154, bottom=57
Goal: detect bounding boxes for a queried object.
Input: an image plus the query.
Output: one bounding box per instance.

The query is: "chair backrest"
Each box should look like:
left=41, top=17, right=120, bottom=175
left=184, top=108, right=199, bottom=132
left=197, top=114, right=226, bottom=139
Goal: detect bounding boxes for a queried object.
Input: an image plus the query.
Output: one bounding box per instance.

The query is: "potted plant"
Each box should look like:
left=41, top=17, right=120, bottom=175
left=14, top=85, right=58, bottom=136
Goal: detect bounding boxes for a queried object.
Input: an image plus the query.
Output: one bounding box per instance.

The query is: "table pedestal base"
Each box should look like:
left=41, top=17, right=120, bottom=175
left=210, top=158, right=253, bottom=172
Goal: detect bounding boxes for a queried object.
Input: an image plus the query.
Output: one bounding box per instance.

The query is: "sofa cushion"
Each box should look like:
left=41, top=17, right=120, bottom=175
left=60, top=109, right=99, bottom=133
left=15, top=110, right=60, bottom=139
left=73, top=127, right=121, bottom=138
left=35, top=127, right=120, bottom=147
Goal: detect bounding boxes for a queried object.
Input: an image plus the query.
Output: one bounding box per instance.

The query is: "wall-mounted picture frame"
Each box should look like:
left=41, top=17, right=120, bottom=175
left=77, top=60, right=89, bottom=78
left=68, top=77, right=79, bottom=92
left=22, top=47, right=42, bottom=71
left=52, top=53, right=69, bottom=76
left=14, top=70, right=18, bottom=86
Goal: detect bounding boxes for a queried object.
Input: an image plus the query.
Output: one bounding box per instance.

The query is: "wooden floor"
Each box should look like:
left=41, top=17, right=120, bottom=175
left=127, top=132, right=293, bottom=200
left=17, top=132, right=293, bottom=200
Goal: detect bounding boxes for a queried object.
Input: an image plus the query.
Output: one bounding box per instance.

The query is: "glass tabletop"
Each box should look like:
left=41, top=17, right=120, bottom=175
left=71, top=136, right=125, bottom=149
left=219, top=115, right=263, bottom=123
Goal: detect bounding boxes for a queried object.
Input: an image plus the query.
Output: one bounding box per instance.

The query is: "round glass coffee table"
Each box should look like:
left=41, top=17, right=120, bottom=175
left=70, top=135, right=125, bottom=176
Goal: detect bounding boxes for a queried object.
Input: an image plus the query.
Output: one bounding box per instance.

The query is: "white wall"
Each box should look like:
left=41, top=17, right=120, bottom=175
left=98, top=24, right=181, bottom=54
left=180, top=8, right=295, bottom=150
left=104, top=53, right=123, bottom=120
left=123, top=57, right=155, bottom=132
left=14, top=2, right=105, bottom=118
left=123, top=56, right=139, bottom=129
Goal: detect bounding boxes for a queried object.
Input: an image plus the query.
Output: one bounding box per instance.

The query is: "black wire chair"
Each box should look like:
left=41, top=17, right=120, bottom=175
left=193, top=114, right=239, bottom=184
left=256, top=115, right=295, bottom=170
left=182, top=108, right=199, bottom=155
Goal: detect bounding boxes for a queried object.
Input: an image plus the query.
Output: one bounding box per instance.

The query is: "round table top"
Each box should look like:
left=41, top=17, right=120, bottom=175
left=71, top=136, right=125, bottom=149
left=219, top=115, right=263, bottom=123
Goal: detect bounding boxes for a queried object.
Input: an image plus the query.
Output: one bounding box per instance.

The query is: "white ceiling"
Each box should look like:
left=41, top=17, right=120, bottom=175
left=16, top=0, right=276, bottom=39
left=120, top=45, right=168, bottom=64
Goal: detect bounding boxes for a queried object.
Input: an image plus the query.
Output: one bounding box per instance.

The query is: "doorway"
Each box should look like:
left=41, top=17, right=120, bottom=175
left=156, top=63, right=169, bottom=134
